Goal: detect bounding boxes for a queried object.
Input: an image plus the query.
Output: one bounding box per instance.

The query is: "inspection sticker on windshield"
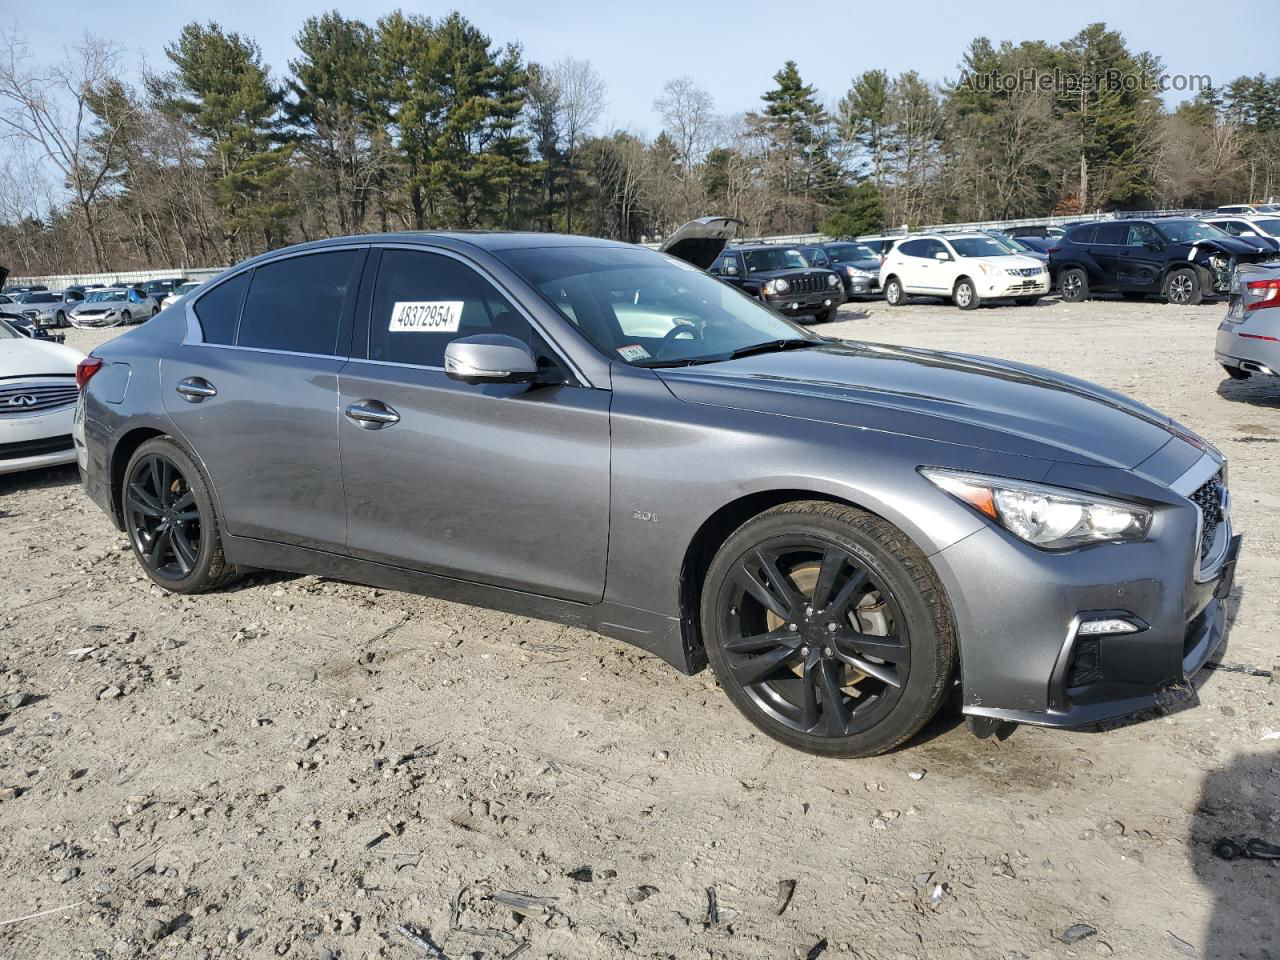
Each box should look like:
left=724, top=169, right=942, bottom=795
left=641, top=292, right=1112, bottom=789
left=617, top=344, right=651, bottom=362
left=389, top=301, right=463, bottom=333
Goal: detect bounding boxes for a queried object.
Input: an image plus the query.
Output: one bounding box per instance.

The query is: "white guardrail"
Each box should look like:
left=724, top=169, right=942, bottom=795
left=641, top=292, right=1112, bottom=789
left=2, top=208, right=1218, bottom=286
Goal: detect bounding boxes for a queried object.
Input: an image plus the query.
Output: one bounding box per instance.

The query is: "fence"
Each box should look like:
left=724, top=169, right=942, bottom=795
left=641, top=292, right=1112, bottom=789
left=0, top=207, right=1221, bottom=285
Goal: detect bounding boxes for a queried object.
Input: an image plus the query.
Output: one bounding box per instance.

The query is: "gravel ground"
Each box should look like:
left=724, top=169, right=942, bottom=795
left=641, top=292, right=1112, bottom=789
left=2, top=295, right=1278, bottom=960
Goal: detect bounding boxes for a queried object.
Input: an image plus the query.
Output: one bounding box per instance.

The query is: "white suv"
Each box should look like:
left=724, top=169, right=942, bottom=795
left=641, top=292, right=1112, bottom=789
left=880, top=233, right=1050, bottom=310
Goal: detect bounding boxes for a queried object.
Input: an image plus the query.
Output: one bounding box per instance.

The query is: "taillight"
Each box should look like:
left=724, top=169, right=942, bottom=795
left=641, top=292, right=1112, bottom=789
left=75, top=356, right=103, bottom=389
left=1244, top=278, right=1280, bottom=311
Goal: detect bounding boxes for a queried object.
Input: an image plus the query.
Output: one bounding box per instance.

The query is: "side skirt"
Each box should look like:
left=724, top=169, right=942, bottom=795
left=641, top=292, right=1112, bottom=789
left=221, top=533, right=695, bottom=675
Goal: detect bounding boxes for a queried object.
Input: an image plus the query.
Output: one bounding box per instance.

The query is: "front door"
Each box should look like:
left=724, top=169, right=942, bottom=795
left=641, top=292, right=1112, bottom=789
left=161, top=248, right=366, bottom=549
left=339, top=247, right=611, bottom=603
left=1118, top=223, right=1166, bottom=291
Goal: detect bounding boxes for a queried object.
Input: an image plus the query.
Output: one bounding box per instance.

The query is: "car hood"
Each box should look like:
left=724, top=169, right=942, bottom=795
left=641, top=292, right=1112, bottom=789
left=658, top=216, right=743, bottom=269
left=73, top=301, right=124, bottom=310
left=967, top=254, right=1046, bottom=271
left=0, top=336, right=83, bottom=375
left=656, top=340, right=1187, bottom=469
left=1188, top=236, right=1273, bottom=257
left=837, top=258, right=882, bottom=273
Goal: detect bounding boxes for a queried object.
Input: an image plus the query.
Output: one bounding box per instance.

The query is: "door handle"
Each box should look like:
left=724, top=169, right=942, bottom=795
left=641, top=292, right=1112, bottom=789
left=345, top=400, right=400, bottom=429
left=176, top=377, right=217, bottom=402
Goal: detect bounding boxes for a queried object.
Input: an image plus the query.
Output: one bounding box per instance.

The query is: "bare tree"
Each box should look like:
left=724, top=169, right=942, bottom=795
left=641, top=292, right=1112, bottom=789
left=552, top=57, right=606, bottom=231
left=654, top=75, right=714, bottom=223
left=0, top=29, right=135, bottom=270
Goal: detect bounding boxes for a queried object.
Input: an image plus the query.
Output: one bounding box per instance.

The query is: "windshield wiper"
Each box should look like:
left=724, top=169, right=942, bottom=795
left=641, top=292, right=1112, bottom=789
left=727, top=338, right=820, bottom=360
left=636, top=357, right=721, bottom=368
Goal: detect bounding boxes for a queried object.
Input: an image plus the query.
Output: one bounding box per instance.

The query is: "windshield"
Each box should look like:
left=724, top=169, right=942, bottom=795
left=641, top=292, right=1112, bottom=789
left=950, top=237, right=1014, bottom=258
left=0, top=318, right=21, bottom=340
left=176, top=282, right=200, bottom=294
left=85, top=289, right=126, bottom=303
left=501, top=246, right=814, bottom=367
left=741, top=247, right=808, bottom=272
left=824, top=243, right=878, bottom=263
left=1156, top=220, right=1229, bottom=244
left=19, top=292, right=56, bottom=303
left=1247, top=218, right=1280, bottom=236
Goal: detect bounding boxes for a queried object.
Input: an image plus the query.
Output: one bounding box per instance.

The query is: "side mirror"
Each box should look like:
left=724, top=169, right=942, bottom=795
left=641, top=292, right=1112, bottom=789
left=444, top=334, right=539, bottom=384
left=1240, top=231, right=1257, bottom=237
left=1144, top=240, right=1163, bottom=250
left=934, top=251, right=951, bottom=261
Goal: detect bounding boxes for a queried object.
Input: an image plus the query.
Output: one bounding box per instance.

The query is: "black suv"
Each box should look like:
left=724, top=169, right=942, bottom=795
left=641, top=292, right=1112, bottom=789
left=1049, top=218, right=1276, bottom=305
left=797, top=241, right=883, bottom=297
left=709, top=245, right=844, bottom=322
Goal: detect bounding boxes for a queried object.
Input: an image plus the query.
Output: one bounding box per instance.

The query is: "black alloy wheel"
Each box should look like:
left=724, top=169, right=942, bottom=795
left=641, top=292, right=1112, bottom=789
left=703, top=502, right=955, bottom=757
left=125, top=453, right=202, bottom=581
left=1059, top=267, right=1088, bottom=302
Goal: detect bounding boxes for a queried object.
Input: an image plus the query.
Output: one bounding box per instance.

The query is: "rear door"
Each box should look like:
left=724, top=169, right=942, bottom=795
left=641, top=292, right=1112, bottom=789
left=1087, top=222, right=1126, bottom=289
left=338, top=246, right=610, bottom=603
left=162, top=247, right=365, bottom=549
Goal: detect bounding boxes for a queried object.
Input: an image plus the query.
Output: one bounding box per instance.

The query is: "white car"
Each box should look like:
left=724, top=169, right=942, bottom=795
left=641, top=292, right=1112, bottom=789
left=161, top=280, right=203, bottom=309
left=880, top=233, right=1050, bottom=310
left=0, top=317, right=84, bottom=474
left=1201, top=214, right=1280, bottom=254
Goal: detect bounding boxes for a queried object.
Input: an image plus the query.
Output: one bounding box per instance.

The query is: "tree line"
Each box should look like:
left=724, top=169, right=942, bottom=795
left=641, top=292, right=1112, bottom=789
left=1, top=15, right=1277, bottom=276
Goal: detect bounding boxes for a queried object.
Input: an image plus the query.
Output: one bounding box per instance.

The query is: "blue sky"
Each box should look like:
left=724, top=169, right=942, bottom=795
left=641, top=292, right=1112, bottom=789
left=18, top=0, right=1280, bottom=134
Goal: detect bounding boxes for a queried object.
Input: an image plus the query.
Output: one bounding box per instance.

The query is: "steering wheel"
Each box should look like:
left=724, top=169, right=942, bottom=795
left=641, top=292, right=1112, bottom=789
left=656, top=319, right=704, bottom=357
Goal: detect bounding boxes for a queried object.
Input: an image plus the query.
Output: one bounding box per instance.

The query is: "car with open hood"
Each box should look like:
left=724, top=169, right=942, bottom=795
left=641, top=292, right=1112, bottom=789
left=75, top=223, right=1239, bottom=757
left=1049, top=218, right=1277, bottom=305
left=708, top=243, right=845, bottom=323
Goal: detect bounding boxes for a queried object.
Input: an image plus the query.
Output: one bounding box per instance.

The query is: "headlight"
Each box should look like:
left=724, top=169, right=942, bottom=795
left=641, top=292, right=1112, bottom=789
left=765, top=278, right=789, bottom=295
left=846, top=267, right=874, bottom=279
left=827, top=274, right=840, bottom=288
left=920, top=468, right=1152, bottom=549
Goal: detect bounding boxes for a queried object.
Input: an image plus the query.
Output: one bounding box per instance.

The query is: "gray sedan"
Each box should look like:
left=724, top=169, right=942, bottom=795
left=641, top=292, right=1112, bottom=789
left=69, top=287, right=162, bottom=327
left=1217, top=261, right=1280, bottom=379
left=75, top=226, right=1239, bottom=757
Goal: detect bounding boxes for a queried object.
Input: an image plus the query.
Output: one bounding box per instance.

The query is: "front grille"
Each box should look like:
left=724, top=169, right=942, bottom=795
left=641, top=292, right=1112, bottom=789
left=785, top=275, right=827, bottom=295
left=1190, top=471, right=1226, bottom=561
left=0, top=380, right=79, bottom=415
left=1009, top=267, right=1043, bottom=277
left=0, top=434, right=73, bottom=460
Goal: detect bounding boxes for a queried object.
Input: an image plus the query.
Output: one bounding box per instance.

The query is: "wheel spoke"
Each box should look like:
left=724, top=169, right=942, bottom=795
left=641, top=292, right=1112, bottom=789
left=143, top=522, right=169, bottom=569
left=800, top=658, right=820, bottom=730
left=126, top=483, right=163, bottom=518
left=831, top=625, right=909, bottom=666
left=816, top=660, right=849, bottom=737
left=170, top=523, right=197, bottom=573
left=723, top=628, right=797, bottom=655
left=823, top=569, right=869, bottom=618
left=172, top=489, right=198, bottom=521
left=735, top=549, right=802, bottom=621
left=147, top=457, right=164, bottom=501
left=831, top=647, right=902, bottom=688
left=811, top=546, right=847, bottom=611
left=730, top=643, right=801, bottom=685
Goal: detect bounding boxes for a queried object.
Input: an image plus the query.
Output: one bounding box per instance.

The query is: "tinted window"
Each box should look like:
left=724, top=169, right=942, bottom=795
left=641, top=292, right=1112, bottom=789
left=193, top=272, right=249, bottom=345
left=238, top=251, right=360, bottom=354
left=369, top=250, right=531, bottom=367
left=1126, top=223, right=1162, bottom=245
left=713, top=254, right=740, bottom=275
left=1065, top=223, right=1097, bottom=244
left=1094, top=223, right=1127, bottom=244
left=897, top=239, right=927, bottom=257
left=802, top=247, right=830, bottom=266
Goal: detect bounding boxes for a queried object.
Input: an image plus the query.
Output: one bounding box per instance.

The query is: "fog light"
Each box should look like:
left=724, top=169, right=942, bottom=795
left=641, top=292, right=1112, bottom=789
left=1078, top=618, right=1140, bottom=637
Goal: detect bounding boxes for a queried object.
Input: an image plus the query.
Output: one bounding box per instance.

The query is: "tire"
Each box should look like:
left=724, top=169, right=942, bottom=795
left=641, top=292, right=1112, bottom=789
left=815, top=305, right=839, bottom=324
left=55, top=310, right=66, bottom=327
left=954, top=278, right=980, bottom=310
left=1014, top=297, right=1041, bottom=307
left=884, top=277, right=906, bottom=306
left=1221, top=363, right=1250, bottom=381
left=150, top=307, right=159, bottom=318
left=1059, top=267, right=1089, bottom=302
left=1164, top=268, right=1202, bottom=305
left=122, top=436, right=239, bottom=594
left=700, top=501, right=956, bottom=758
left=116, top=310, right=131, bottom=327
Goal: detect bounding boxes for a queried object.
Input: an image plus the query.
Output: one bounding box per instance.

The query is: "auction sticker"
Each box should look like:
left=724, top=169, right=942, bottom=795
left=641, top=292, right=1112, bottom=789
left=389, top=301, right=463, bottom=332
left=616, top=344, right=651, bottom=362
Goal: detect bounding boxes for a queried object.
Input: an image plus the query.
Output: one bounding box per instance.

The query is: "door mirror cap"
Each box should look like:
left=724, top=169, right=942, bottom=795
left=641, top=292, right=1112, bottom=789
left=444, top=334, right=539, bottom=384
left=934, top=251, right=951, bottom=261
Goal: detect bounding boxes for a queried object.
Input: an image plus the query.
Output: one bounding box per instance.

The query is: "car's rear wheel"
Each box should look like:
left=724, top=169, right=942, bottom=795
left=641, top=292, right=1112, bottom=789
left=1059, top=267, right=1089, bottom=302
left=1164, top=268, right=1202, bottom=305
left=884, top=277, right=905, bottom=306
left=701, top=501, right=955, bottom=757
left=123, top=437, right=239, bottom=593
left=954, top=278, right=980, bottom=310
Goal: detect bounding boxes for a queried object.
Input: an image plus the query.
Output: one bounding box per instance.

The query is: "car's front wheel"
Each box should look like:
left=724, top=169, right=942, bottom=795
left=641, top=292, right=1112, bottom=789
left=701, top=501, right=955, bottom=757
left=954, top=278, right=980, bottom=310
left=123, top=437, right=239, bottom=593
left=1164, top=267, right=1202, bottom=305
left=884, top=277, right=905, bottom=306
left=55, top=310, right=66, bottom=327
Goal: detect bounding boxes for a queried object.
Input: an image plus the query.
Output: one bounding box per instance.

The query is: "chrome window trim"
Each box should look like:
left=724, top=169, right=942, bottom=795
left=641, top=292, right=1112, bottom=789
left=367, top=242, right=590, bottom=388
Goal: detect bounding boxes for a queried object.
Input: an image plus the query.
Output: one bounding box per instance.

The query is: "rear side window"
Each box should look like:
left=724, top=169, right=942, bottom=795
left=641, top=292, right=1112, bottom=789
left=897, top=239, right=926, bottom=257
left=238, top=250, right=361, bottom=354
left=369, top=249, right=531, bottom=367
left=1094, top=223, right=1127, bottom=244
left=192, top=272, right=249, bottom=345
left=1065, top=224, right=1097, bottom=244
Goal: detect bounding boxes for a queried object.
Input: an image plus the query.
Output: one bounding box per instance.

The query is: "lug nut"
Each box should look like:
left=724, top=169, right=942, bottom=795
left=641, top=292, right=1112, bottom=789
left=823, top=647, right=833, bottom=657
left=787, top=623, right=797, bottom=632
left=804, top=605, right=814, bottom=617
left=827, top=622, right=838, bottom=633
left=800, top=646, right=809, bottom=656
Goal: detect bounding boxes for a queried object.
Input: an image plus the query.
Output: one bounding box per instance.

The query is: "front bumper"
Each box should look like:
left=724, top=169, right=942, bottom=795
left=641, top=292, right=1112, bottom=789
left=930, top=457, right=1237, bottom=728
left=984, top=274, right=1050, bottom=298
left=763, top=290, right=844, bottom=317
left=0, top=405, right=77, bottom=475
left=841, top=275, right=877, bottom=297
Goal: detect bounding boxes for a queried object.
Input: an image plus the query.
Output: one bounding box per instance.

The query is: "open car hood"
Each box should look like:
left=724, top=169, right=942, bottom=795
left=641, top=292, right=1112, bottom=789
left=658, top=217, right=743, bottom=270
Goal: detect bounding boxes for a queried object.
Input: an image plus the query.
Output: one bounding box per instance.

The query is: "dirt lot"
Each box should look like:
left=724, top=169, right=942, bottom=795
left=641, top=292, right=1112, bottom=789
left=2, top=295, right=1278, bottom=960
